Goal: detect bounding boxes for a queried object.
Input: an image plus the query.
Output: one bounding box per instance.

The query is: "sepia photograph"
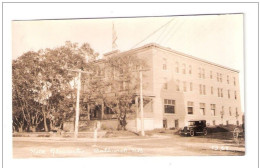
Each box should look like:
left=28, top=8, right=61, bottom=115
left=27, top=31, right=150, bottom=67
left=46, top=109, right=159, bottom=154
left=11, top=13, right=246, bottom=158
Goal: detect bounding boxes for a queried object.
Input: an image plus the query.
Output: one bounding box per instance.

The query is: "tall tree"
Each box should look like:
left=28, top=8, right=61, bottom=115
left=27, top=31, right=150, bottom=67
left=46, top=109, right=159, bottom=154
left=12, top=41, right=98, bottom=132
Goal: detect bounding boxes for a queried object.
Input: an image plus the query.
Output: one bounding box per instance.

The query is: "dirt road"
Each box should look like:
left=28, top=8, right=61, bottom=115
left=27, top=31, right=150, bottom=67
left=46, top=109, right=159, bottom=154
left=13, top=133, right=245, bottom=158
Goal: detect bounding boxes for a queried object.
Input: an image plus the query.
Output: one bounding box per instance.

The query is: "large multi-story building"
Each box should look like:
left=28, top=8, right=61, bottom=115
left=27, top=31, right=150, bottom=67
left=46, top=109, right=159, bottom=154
left=101, top=43, right=243, bottom=131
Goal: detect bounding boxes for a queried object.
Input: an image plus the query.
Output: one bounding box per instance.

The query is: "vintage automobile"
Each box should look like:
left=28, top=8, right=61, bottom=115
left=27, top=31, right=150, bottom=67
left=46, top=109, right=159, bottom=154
left=179, top=120, right=207, bottom=136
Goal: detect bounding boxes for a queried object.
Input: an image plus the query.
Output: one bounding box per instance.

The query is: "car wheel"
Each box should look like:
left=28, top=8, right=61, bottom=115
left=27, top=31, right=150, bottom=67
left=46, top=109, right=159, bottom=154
left=190, top=130, right=195, bottom=137
left=203, top=128, right=207, bottom=136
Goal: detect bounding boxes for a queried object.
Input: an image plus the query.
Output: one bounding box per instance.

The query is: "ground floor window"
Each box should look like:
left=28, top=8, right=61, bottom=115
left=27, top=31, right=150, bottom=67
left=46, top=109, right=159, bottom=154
left=175, top=120, right=179, bottom=128
left=236, top=120, right=239, bottom=126
left=210, top=104, right=216, bottom=116
left=226, top=120, right=229, bottom=125
left=212, top=120, right=216, bottom=126
left=187, top=101, right=194, bottom=114
left=164, top=99, right=175, bottom=114
left=163, top=119, right=167, bottom=128
left=199, top=103, right=206, bottom=115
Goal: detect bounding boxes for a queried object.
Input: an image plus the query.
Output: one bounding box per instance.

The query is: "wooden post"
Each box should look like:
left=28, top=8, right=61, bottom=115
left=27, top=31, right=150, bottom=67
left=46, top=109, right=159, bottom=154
left=87, top=103, right=90, bottom=120
left=139, top=70, right=145, bottom=136
left=135, top=96, right=139, bottom=133
left=101, top=101, right=104, bottom=120
left=74, top=72, right=81, bottom=138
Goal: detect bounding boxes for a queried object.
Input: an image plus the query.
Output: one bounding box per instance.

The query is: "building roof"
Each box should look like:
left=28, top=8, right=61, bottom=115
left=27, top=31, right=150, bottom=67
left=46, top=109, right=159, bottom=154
left=103, top=43, right=240, bottom=73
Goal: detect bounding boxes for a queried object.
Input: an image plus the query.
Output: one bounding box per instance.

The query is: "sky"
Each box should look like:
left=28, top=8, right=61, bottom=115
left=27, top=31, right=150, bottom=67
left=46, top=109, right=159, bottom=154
left=12, top=14, right=244, bottom=110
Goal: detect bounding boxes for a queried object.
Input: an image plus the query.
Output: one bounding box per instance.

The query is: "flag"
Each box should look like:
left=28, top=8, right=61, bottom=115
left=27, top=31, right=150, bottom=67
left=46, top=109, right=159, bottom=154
left=112, top=22, right=118, bottom=50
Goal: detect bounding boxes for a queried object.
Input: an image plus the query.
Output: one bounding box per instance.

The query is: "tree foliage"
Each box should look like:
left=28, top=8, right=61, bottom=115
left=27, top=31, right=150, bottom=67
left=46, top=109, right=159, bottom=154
left=12, top=41, right=98, bottom=132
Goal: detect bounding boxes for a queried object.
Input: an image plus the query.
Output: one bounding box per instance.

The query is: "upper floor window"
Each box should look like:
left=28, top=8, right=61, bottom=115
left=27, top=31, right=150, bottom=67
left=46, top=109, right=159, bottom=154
left=210, top=71, right=213, bottom=79
left=234, top=77, right=236, bottom=86
left=211, top=86, right=214, bottom=95
left=235, top=108, right=239, bottom=117
left=229, top=107, right=232, bottom=116
left=163, top=82, right=168, bottom=90
left=189, top=65, right=192, bottom=74
left=234, top=91, right=237, bottom=99
left=228, top=90, right=230, bottom=98
left=163, top=78, right=168, bottom=90
left=199, top=84, right=202, bottom=95
left=190, top=82, right=193, bottom=91
left=163, top=64, right=167, bottom=70
left=217, top=73, right=219, bottom=82
left=176, top=80, right=180, bottom=91
left=202, top=68, right=205, bottom=79
left=227, top=75, right=229, bottom=84
left=198, top=68, right=201, bottom=78
left=219, top=73, right=222, bottom=82
left=182, top=64, right=186, bottom=74
left=163, top=58, right=167, bottom=70
left=183, top=81, right=187, bottom=92
left=220, top=106, right=225, bottom=117
left=175, top=62, right=179, bottom=73
left=203, top=85, right=206, bottom=95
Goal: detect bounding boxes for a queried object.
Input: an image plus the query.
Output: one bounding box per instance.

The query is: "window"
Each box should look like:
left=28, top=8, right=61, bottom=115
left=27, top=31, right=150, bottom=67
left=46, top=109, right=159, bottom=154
left=202, top=68, right=205, bottom=79
left=234, top=77, right=236, bottom=86
left=212, top=120, right=216, bottom=126
left=226, top=120, right=229, bottom=125
left=190, top=82, right=193, bottom=91
left=219, top=73, right=222, bottom=82
left=203, top=85, right=206, bottom=95
left=218, top=88, right=223, bottom=97
left=189, top=65, right=192, bottom=74
left=229, top=107, right=232, bottom=116
left=175, top=62, right=179, bottom=73
left=176, top=80, right=180, bottom=91
left=217, top=73, right=219, bottom=82
left=163, top=64, right=167, bottom=70
left=187, top=101, right=194, bottom=114
left=234, top=91, right=237, bottom=99
left=163, top=78, right=168, bottom=90
left=163, top=83, right=168, bottom=90
left=182, top=64, right=186, bottom=74
left=200, top=84, right=206, bottom=95
left=210, top=104, right=216, bottom=116
left=199, top=84, right=202, bottom=94
left=210, top=71, right=213, bottom=79
left=183, top=81, right=186, bottom=92
left=227, top=75, right=229, bottom=84
left=211, top=86, right=214, bottom=95
left=164, top=99, right=175, bottom=114
left=228, top=90, right=230, bottom=98
left=200, top=103, right=206, bottom=115
left=104, top=106, right=115, bottom=114
left=235, top=108, right=239, bottom=117
left=221, top=106, right=225, bottom=117
left=198, top=68, right=201, bottom=78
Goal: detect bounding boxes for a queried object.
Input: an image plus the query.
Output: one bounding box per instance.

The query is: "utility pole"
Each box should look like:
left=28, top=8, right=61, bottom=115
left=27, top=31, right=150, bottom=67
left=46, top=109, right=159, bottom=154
left=139, top=69, right=145, bottom=136
left=74, top=72, right=81, bottom=138
left=67, top=69, right=89, bottom=138
left=138, top=67, right=149, bottom=136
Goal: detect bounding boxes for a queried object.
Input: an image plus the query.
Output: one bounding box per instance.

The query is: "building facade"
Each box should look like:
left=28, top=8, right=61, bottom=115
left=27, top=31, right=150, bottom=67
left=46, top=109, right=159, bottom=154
left=103, top=43, right=243, bottom=131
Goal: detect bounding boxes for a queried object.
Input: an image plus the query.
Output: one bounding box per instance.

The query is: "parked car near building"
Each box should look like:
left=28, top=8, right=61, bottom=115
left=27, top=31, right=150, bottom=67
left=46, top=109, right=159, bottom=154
left=178, top=120, right=208, bottom=136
